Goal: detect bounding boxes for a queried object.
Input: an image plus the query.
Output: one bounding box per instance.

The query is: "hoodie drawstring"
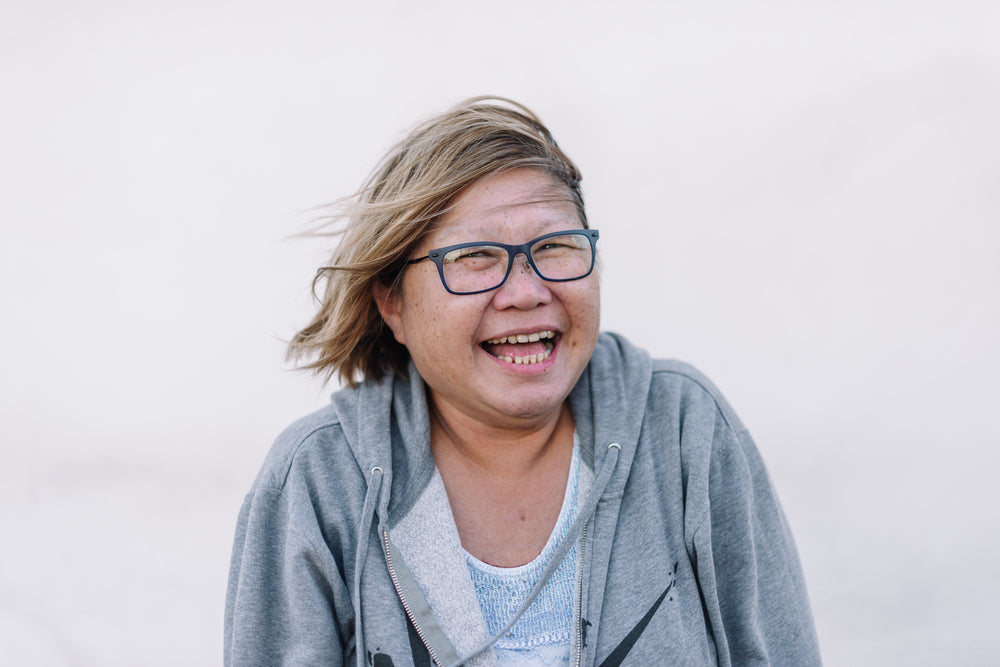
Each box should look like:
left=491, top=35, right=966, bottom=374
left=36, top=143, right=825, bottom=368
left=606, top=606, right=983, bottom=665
left=442, top=442, right=622, bottom=667
left=354, top=465, right=384, bottom=667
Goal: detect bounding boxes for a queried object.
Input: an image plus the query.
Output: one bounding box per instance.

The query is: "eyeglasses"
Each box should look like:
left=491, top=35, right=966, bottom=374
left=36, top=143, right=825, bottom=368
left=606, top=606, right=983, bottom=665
left=406, top=229, right=599, bottom=295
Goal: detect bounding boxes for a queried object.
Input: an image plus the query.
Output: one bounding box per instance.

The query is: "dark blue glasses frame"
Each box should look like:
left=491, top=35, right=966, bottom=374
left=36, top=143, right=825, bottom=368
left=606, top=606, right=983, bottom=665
left=406, top=229, right=600, bottom=295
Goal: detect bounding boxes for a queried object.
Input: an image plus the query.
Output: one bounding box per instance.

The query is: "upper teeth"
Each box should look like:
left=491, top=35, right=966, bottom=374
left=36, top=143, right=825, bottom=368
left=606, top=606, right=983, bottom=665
left=486, top=330, right=556, bottom=345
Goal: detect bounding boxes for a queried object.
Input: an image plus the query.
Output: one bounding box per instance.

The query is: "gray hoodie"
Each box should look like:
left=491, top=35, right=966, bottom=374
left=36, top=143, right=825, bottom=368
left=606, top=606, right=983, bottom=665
left=225, top=333, right=821, bottom=666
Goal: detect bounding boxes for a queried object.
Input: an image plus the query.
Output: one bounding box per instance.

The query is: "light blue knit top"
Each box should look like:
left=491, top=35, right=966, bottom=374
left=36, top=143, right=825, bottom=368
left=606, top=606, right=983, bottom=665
left=465, top=441, right=580, bottom=665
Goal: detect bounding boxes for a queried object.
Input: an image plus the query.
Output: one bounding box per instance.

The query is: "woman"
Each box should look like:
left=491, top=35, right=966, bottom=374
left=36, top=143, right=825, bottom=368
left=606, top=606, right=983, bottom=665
left=225, top=97, right=821, bottom=666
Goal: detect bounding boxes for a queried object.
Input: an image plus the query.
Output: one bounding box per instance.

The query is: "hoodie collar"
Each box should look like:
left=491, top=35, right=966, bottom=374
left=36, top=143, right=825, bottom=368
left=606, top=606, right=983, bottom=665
left=333, top=332, right=654, bottom=522
left=570, top=332, right=652, bottom=493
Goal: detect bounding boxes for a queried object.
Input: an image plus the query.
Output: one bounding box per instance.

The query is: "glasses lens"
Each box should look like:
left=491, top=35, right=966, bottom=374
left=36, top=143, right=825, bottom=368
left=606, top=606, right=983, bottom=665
left=441, top=244, right=508, bottom=293
left=530, top=233, right=594, bottom=281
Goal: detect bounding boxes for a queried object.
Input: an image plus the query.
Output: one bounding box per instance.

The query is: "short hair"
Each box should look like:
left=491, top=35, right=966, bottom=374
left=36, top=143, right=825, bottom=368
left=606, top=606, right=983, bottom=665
left=288, top=96, right=587, bottom=387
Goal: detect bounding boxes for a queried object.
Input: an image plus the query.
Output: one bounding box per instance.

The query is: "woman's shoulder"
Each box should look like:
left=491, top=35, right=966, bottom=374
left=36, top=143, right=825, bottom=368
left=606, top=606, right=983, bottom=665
left=647, top=358, right=749, bottom=437
left=593, top=333, right=742, bottom=424
left=251, top=402, right=352, bottom=494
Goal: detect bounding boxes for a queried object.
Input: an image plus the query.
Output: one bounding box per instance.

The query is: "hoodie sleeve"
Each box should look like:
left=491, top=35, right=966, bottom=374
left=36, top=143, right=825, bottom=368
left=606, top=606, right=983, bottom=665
left=689, top=411, right=821, bottom=666
left=224, top=485, right=350, bottom=666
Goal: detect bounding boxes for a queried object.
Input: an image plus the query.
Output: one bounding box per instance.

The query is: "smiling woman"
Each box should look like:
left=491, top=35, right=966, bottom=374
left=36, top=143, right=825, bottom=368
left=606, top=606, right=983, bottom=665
left=225, top=98, right=822, bottom=666
left=373, top=168, right=600, bottom=429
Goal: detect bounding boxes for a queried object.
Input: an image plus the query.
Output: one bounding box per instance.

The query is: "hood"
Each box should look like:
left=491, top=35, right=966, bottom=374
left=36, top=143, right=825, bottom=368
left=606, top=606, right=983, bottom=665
left=569, top=332, right=653, bottom=493
left=330, top=331, right=653, bottom=527
left=329, top=331, right=654, bottom=667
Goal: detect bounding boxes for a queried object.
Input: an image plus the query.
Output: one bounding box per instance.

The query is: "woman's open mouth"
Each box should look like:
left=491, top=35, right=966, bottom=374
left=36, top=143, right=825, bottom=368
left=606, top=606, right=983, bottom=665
left=480, top=330, right=557, bottom=365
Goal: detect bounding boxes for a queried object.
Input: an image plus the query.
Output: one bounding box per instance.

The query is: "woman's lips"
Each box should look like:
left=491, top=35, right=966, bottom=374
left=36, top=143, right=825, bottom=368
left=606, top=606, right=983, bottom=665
left=481, top=330, right=558, bottom=364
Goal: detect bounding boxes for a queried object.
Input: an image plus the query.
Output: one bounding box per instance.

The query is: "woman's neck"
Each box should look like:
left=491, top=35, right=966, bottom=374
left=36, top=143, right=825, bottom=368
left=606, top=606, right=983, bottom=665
left=429, top=398, right=577, bottom=566
left=429, top=398, right=575, bottom=481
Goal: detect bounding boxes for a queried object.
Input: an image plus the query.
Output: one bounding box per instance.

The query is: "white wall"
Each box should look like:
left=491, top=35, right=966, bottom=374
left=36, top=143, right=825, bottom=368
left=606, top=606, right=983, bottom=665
left=2, top=1, right=998, bottom=664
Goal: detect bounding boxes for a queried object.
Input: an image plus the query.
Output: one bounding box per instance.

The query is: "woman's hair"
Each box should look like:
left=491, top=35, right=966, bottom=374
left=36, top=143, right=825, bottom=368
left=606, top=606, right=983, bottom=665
left=288, top=96, right=587, bottom=387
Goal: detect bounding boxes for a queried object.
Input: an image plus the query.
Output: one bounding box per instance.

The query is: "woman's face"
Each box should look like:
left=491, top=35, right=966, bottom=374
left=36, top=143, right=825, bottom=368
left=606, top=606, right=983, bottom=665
left=374, top=168, right=600, bottom=429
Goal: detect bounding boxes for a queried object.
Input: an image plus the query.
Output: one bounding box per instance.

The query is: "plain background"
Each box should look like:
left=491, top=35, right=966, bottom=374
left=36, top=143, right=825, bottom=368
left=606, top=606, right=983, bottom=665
left=2, top=1, right=998, bottom=664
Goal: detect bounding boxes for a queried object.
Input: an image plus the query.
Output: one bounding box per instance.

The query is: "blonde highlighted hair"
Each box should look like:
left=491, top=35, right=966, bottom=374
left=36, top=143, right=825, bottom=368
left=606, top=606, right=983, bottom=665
left=288, top=96, right=587, bottom=386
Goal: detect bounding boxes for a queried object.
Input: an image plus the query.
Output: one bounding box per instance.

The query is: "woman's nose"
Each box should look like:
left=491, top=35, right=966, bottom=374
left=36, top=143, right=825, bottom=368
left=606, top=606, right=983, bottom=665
left=493, top=254, right=552, bottom=309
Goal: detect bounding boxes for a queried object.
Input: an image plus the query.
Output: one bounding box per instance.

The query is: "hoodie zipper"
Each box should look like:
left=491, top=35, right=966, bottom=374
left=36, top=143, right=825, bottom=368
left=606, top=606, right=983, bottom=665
left=574, top=523, right=588, bottom=667
left=382, top=529, right=442, bottom=667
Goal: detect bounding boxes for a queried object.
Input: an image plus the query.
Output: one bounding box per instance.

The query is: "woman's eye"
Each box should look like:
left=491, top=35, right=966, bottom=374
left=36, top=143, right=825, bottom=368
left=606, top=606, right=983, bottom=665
left=537, top=240, right=583, bottom=253
left=444, top=247, right=502, bottom=264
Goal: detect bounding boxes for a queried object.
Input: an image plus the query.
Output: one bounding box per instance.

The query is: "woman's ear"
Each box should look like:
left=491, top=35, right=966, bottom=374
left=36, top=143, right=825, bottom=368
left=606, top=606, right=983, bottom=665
left=372, top=281, right=406, bottom=345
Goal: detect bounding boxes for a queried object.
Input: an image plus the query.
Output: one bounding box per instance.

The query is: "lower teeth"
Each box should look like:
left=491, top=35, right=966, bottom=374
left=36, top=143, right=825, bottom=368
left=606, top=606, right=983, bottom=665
left=499, top=347, right=552, bottom=365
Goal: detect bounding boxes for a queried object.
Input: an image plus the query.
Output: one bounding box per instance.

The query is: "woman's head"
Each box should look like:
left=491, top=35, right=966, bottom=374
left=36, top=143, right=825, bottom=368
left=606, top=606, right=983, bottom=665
left=290, top=96, right=589, bottom=387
